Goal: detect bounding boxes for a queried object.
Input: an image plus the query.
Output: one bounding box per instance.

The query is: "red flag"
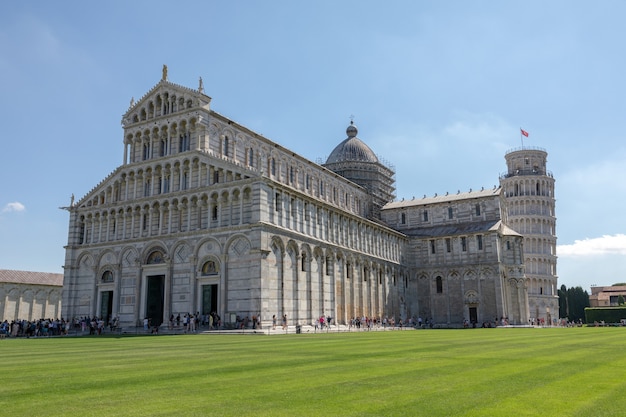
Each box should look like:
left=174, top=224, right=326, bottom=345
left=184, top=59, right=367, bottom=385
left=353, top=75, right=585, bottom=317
left=520, top=128, right=529, bottom=137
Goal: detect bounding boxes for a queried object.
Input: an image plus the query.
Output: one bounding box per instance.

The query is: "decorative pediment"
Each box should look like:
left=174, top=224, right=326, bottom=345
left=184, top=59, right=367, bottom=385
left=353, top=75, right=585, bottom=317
left=464, top=290, right=479, bottom=305
left=122, top=68, right=211, bottom=127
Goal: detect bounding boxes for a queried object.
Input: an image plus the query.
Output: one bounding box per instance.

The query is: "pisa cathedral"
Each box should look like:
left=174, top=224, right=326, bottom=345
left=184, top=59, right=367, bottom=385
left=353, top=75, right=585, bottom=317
left=62, top=68, right=558, bottom=329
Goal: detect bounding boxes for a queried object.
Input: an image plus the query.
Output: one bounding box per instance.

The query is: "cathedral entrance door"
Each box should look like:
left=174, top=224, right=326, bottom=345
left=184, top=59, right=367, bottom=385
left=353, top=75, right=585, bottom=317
left=202, top=284, right=218, bottom=316
left=146, top=275, right=165, bottom=327
left=100, top=291, right=113, bottom=324
left=469, top=306, right=478, bottom=324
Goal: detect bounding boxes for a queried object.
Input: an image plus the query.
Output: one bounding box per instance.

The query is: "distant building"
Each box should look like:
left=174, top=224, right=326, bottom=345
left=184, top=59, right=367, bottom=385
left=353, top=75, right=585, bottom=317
left=589, top=285, right=626, bottom=307
left=61, top=68, right=558, bottom=329
left=0, top=269, right=63, bottom=321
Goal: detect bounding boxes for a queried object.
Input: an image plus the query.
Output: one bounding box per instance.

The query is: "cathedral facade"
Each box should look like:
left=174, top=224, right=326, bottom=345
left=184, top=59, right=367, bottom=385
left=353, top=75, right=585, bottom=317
left=62, top=69, right=557, bottom=328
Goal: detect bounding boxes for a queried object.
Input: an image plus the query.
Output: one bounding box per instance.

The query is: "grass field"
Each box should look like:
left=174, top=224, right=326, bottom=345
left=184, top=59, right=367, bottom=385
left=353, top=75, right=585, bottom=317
left=1, top=327, right=625, bottom=416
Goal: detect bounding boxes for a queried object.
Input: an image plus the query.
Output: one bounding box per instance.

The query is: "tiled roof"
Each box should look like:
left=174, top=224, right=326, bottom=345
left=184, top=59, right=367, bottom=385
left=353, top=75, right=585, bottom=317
left=402, top=220, right=500, bottom=238
left=384, top=187, right=501, bottom=209
left=0, top=269, right=63, bottom=287
left=401, top=219, right=521, bottom=239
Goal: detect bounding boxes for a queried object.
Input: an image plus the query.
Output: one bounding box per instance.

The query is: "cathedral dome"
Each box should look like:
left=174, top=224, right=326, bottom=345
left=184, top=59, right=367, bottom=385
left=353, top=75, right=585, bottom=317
left=325, top=122, right=379, bottom=164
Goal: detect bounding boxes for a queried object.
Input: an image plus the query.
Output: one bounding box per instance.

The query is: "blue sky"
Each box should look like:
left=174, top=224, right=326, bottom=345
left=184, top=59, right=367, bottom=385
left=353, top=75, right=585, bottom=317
left=1, top=1, right=625, bottom=290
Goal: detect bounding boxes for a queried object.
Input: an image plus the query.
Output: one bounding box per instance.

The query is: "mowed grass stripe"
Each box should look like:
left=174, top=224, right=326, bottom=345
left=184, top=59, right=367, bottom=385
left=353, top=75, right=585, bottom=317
left=1, top=328, right=625, bottom=416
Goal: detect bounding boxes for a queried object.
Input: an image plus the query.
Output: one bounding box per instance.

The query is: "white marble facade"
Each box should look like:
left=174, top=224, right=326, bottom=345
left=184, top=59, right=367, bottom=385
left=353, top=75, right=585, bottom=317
left=62, top=69, right=557, bottom=328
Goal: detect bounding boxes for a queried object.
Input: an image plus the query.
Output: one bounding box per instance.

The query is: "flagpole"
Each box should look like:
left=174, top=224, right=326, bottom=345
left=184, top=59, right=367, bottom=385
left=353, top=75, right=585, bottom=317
left=520, top=128, right=524, bottom=147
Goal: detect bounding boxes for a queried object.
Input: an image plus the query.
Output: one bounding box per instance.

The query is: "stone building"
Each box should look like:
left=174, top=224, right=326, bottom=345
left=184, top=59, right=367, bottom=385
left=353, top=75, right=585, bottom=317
left=381, top=189, right=529, bottom=326
left=0, top=269, right=63, bottom=322
left=589, top=285, right=626, bottom=307
left=61, top=68, right=557, bottom=328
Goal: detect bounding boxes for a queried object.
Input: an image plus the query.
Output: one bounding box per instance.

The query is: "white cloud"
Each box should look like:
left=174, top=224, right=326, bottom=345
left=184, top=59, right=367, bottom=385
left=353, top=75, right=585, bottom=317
left=1, top=202, right=26, bottom=213
left=558, top=234, right=626, bottom=257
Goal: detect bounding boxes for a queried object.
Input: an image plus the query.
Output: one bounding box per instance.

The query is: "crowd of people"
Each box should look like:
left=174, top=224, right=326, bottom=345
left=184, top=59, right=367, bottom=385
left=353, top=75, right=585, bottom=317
left=0, top=318, right=73, bottom=338
left=7, top=313, right=569, bottom=338
left=0, top=315, right=147, bottom=338
left=165, top=312, right=222, bottom=333
left=347, top=316, right=420, bottom=330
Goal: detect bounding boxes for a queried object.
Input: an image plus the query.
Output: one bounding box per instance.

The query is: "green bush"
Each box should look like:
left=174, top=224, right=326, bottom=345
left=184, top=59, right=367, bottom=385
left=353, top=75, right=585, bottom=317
left=585, top=307, right=626, bottom=324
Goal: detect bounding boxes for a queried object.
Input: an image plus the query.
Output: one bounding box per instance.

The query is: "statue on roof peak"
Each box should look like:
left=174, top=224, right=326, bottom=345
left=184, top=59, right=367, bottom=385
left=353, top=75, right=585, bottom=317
left=162, top=64, right=168, bottom=81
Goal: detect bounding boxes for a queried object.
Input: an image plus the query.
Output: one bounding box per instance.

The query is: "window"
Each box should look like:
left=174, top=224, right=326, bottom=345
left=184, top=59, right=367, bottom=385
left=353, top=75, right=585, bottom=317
left=346, top=262, right=351, bottom=279
left=446, top=238, right=451, bottom=253
left=506, top=240, right=511, bottom=250
left=179, top=133, right=190, bottom=152
left=201, top=260, right=218, bottom=275
left=275, top=193, right=282, bottom=211
left=475, top=204, right=481, bottom=216
left=436, top=276, right=443, bottom=293
left=461, top=237, right=467, bottom=252
left=213, top=170, right=219, bottom=184
left=325, top=256, right=331, bottom=276
left=101, top=271, right=114, bottom=283
left=423, top=210, right=429, bottom=222
left=401, top=212, right=406, bottom=224
left=301, top=253, right=306, bottom=272
left=430, top=239, right=436, bottom=254
left=289, top=166, right=294, bottom=184
left=146, top=250, right=164, bottom=264
left=305, top=174, right=310, bottom=190
left=477, top=235, right=483, bottom=250
left=182, top=172, right=189, bottom=190
left=248, top=148, right=254, bottom=167
left=212, top=205, right=218, bottom=220
left=79, top=221, right=85, bottom=244
left=291, top=198, right=296, bottom=217
left=271, top=158, right=276, bottom=176
left=223, top=136, right=229, bottom=157
left=144, top=180, right=151, bottom=197
left=448, top=207, right=453, bottom=219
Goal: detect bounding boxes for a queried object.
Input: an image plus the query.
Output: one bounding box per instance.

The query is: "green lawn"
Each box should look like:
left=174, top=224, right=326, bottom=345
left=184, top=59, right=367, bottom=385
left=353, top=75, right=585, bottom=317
left=1, top=327, right=624, bottom=416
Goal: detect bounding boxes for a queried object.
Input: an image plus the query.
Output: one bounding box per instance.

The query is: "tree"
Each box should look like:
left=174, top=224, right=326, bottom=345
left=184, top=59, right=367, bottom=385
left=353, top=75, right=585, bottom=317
left=558, top=285, right=567, bottom=318
left=558, top=285, right=590, bottom=322
left=618, top=295, right=625, bottom=306
left=567, top=286, right=590, bottom=323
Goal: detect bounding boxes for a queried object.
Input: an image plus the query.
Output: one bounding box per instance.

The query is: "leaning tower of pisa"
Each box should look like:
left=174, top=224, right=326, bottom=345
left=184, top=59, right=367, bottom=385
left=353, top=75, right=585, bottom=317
left=500, top=147, right=559, bottom=324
